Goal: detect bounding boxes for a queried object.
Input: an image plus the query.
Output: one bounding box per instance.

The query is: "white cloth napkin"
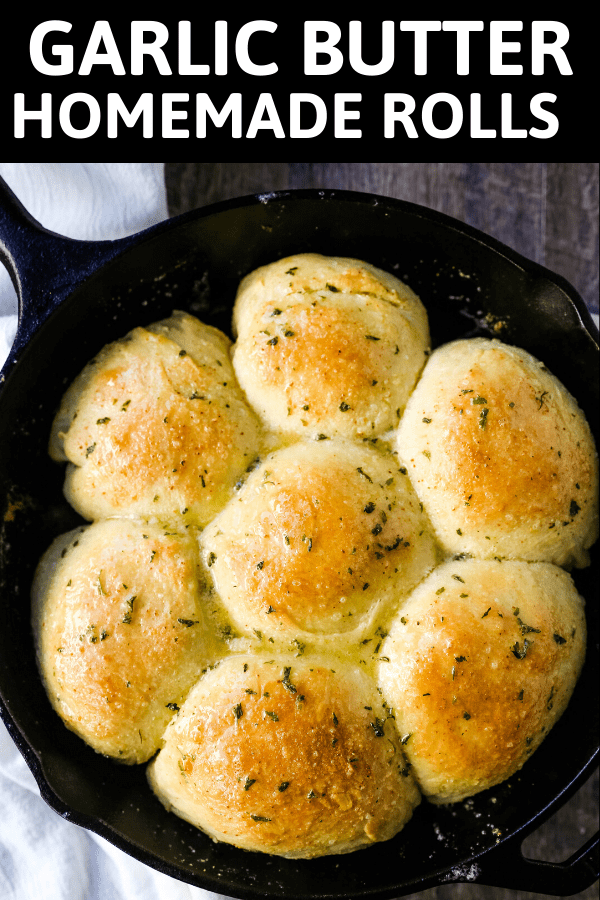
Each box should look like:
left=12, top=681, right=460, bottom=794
left=0, top=163, right=169, bottom=366
left=0, top=164, right=227, bottom=900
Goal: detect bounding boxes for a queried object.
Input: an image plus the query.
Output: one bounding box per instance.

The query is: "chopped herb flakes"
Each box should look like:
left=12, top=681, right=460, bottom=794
left=122, top=596, right=136, bottom=624
left=281, top=667, right=297, bottom=694
left=517, top=617, right=541, bottom=635
left=511, top=640, right=531, bottom=660
left=233, top=703, right=243, bottom=720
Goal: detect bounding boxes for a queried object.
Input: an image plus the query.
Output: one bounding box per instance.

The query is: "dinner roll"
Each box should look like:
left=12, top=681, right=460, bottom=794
left=49, top=311, right=261, bottom=527
left=396, top=338, right=598, bottom=567
left=147, top=653, right=420, bottom=858
left=232, top=253, right=430, bottom=440
left=32, top=518, right=211, bottom=763
left=200, top=440, right=438, bottom=642
left=377, top=558, right=586, bottom=804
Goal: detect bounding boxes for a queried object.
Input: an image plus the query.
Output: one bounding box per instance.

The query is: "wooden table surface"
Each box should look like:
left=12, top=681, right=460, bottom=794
left=164, top=163, right=598, bottom=900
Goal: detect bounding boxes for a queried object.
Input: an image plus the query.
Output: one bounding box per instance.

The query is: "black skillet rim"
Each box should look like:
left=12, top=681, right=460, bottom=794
left=0, top=186, right=598, bottom=898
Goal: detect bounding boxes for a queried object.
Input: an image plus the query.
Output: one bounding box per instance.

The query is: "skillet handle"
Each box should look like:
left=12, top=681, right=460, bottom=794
left=0, top=175, right=137, bottom=364
left=469, top=829, right=599, bottom=895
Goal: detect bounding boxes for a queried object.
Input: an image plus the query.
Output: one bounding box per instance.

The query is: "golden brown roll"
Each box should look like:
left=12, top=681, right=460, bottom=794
left=31, top=518, right=211, bottom=763
left=49, top=311, right=261, bottom=527
left=377, top=558, right=586, bottom=804
left=232, top=253, right=430, bottom=440
left=396, top=338, right=598, bottom=567
left=200, top=439, right=438, bottom=642
left=147, top=653, right=420, bottom=858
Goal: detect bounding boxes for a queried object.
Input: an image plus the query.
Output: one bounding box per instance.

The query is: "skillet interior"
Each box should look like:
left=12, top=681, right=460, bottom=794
left=0, top=190, right=597, bottom=899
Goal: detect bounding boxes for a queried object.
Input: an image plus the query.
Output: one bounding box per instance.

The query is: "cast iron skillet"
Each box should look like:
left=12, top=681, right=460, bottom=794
left=0, top=176, right=598, bottom=898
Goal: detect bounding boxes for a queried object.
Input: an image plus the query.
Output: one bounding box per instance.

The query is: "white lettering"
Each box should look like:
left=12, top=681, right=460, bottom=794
left=131, top=21, right=171, bottom=75
left=399, top=21, right=442, bottom=75
left=490, top=21, right=523, bottom=75
left=383, top=93, right=418, bottom=138
left=79, top=21, right=125, bottom=76
left=59, top=93, right=101, bottom=139
left=334, top=93, right=361, bottom=138
left=529, top=92, right=559, bottom=137
left=422, top=92, right=463, bottom=138
left=531, top=22, right=572, bottom=75
left=470, top=93, right=496, bottom=137
left=289, top=93, right=327, bottom=138
left=246, top=92, right=285, bottom=137
left=349, top=20, right=395, bottom=75
left=215, top=21, right=228, bottom=75
left=178, top=21, right=209, bottom=75
left=14, top=92, right=52, bottom=137
left=29, top=20, right=73, bottom=75
left=107, top=93, right=153, bottom=137
left=162, top=93, right=189, bottom=137
left=442, top=21, right=484, bottom=75
left=196, top=93, right=242, bottom=137
left=501, top=92, right=527, bottom=137
left=304, top=21, right=343, bottom=75
left=236, top=21, right=277, bottom=76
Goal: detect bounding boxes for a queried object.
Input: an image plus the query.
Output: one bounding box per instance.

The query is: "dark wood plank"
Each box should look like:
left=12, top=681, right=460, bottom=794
left=165, top=162, right=598, bottom=314
left=165, top=161, right=291, bottom=213
left=546, top=162, right=599, bottom=315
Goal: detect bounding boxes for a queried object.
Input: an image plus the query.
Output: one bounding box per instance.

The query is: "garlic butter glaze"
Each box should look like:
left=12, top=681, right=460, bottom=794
left=33, top=254, right=595, bottom=858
